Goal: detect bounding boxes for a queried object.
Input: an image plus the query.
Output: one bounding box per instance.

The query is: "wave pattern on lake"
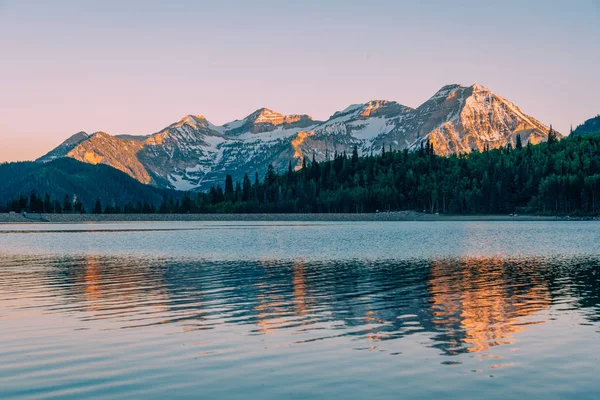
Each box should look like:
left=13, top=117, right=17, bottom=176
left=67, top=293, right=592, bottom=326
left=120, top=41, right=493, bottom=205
left=1, top=222, right=600, bottom=399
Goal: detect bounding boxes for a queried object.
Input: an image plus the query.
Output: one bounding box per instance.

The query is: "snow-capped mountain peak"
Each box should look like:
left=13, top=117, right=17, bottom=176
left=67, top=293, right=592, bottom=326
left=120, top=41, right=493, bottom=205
left=358, top=100, right=413, bottom=118
left=222, top=108, right=317, bottom=136
left=245, top=107, right=314, bottom=126
left=470, top=82, right=488, bottom=92
left=175, top=114, right=209, bottom=127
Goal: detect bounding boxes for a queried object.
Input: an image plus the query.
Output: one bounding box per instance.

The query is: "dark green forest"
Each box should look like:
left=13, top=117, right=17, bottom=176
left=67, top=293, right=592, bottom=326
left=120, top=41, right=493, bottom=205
left=0, top=158, right=178, bottom=214
left=3, top=131, right=600, bottom=215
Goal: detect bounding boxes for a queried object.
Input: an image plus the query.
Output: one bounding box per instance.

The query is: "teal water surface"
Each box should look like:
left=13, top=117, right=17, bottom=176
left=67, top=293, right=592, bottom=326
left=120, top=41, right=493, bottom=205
left=1, top=221, right=599, bottom=399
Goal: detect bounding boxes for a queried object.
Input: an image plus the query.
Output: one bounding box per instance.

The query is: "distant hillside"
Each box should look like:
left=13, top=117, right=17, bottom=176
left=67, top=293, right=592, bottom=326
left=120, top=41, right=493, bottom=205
left=572, top=115, right=600, bottom=136
left=0, top=158, right=179, bottom=212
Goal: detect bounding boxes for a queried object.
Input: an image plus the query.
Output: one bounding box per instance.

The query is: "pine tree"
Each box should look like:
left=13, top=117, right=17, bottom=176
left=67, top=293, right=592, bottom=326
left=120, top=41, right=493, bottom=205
left=93, top=197, right=102, bottom=214
left=287, top=160, right=294, bottom=184
left=63, top=194, right=73, bottom=213
left=159, top=195, right=168, bottom=213
left=548, top=125, right=558, bottom=145
left=168, top=196, right=175, bottom=213
left=242, top=173, right=251, bottom=202
left=181, top=192, right=192, bottom=212
left=235, top=181, right=241, bottom=203
left=19, top=194, right=28, bottom=211
left=44, top=193, right=52, bottom=213
left=225, top=174, right=234, bottom=202
left=254, top=172, right=260, bottom=201
left=515, top=134, right=523, bottom=150
left=265, top=164, right=276, bottom=186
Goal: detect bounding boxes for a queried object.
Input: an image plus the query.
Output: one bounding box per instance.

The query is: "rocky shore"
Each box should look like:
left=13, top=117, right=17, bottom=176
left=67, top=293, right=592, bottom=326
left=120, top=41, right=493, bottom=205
left=0, top=212, right=589, bottom=224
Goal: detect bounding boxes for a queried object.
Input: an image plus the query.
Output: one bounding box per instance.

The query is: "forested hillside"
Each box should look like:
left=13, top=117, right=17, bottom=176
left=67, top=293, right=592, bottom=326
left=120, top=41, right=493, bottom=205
left=572, top=115, right=600, bottom=136
left=0, top=158, right=179, bottom=213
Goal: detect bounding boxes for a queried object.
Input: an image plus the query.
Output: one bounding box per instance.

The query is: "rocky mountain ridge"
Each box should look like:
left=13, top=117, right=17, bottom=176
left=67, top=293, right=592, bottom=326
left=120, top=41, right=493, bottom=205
left=38, top=83, right=556, bottom=191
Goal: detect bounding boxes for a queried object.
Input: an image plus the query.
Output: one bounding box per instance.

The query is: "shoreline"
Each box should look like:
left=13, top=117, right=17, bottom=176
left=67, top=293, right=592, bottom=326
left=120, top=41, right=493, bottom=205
left=0, top=212, right=594, bottom=224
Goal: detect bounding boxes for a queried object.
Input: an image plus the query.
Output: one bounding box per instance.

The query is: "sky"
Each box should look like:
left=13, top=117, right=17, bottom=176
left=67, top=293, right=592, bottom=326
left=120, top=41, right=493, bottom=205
left=1, top=0, right=599, bottom=162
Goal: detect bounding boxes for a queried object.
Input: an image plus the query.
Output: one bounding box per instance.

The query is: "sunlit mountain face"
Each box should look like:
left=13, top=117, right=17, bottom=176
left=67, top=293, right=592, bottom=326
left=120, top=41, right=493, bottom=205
left=37, top=84, right=555, bottom=191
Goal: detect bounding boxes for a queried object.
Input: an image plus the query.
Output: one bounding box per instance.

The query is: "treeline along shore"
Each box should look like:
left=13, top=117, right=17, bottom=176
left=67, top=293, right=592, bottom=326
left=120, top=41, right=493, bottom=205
left=0, top=212, right=587, bottom=224
left=3, top=130, right=600, bottom=218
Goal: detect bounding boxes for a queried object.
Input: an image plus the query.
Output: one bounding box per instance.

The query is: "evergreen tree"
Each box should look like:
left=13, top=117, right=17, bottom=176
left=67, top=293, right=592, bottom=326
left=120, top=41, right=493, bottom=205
left=225, top=174, right=234, bottom=201
left=548, top=125, right=558, bottom=145
left=181, top=192, right=192, bottom=212
left=63, top=194, right=73, bottom=213
left=93, top=196, right=102, bottom=214
left=44, top=193, right=52, bottom=213
left=242, top=173, right=251, bottom=202
left=352, top=145, right=359, bottom=166
left=515, top=134, right=523, bottom=150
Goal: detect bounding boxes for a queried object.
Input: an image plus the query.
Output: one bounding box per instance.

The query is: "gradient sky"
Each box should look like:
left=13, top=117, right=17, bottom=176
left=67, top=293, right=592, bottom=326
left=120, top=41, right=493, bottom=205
left=1, top=0, right=599, bottom=162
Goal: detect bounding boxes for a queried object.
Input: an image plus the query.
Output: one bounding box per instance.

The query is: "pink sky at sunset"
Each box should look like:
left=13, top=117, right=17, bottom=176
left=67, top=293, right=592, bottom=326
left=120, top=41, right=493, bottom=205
left=1, top=0, right=599, bottom=162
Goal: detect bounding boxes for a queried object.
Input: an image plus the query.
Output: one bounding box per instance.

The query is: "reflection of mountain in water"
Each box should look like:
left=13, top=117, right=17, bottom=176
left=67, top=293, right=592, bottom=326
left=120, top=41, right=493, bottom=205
left=428, top=257, right=552, bottom=355
left=2, top=254, right=599, bottom=356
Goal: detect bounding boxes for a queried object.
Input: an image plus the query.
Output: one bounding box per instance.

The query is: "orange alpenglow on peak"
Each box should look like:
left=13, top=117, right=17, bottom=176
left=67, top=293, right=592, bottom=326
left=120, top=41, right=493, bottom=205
left=249, top=108, right=313, bottom=126
left=175, top=115, right=208, bottom=128
left=359, top=100, right=398, bottom=117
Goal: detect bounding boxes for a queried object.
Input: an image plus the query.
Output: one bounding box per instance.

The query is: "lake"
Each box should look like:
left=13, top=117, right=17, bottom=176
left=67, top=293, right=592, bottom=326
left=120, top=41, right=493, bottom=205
left=1, top=221, right=599, bottom=399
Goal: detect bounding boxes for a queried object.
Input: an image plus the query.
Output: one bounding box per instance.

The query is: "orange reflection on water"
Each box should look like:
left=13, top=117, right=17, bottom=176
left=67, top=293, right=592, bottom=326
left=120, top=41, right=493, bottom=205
left=429, top=257, right=551, bottom=355
left=83, top=256, right=102, bottom=308
left=292, top=260, right=308, bottom=316
left=79, top=256, right=170, bottom=317
left=254, top=260, right=314, bottom=334
left=254, top=261, right=287, bottom=334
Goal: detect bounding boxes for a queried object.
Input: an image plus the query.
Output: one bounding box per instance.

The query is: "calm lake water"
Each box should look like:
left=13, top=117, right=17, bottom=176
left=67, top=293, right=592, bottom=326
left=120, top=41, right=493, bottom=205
left=1, top=221, right=599, bottom=399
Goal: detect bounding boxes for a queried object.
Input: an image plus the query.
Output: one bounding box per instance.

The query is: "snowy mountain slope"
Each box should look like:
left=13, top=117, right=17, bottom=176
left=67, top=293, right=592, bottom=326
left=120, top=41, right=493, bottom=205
left=37, top=83, right=556, bottom=190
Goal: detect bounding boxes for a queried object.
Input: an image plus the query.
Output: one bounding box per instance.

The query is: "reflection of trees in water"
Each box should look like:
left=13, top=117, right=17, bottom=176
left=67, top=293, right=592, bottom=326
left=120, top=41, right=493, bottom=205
left=546, top=258, right=600, bottom=323
left=5, top=254, right=599, bottom=350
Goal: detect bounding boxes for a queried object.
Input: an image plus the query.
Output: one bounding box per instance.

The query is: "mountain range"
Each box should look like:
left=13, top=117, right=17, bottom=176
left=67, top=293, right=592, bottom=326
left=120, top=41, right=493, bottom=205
left=38, top=83, right=556, bottom=191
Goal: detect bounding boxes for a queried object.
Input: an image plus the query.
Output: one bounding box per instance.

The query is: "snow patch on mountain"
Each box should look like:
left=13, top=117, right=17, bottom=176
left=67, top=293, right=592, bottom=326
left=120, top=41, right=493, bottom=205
left=347, top=117, right=395, bottom=140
